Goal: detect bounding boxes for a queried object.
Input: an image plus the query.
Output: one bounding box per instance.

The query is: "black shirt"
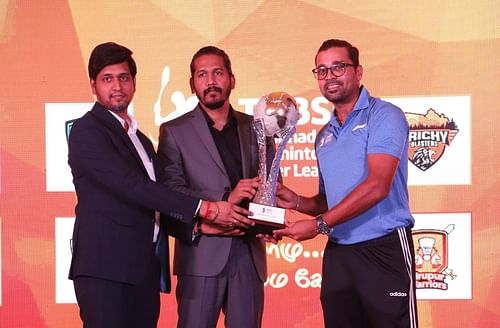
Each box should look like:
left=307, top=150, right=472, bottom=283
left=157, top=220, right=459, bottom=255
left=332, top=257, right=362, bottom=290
left=201, top=107, right=243, bottom=192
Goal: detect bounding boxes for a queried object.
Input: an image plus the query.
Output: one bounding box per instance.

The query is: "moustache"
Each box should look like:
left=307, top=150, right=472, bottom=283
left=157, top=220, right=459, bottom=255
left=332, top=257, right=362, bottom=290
left=325, top=80, right=343, bottom=88
left=111, top=93, right=126, bottom=98
left=203, top=86, right=222, bottom=97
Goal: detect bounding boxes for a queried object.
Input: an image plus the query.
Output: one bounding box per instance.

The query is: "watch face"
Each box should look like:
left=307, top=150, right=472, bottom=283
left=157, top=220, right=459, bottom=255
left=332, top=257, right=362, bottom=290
left=316, top=216, right=330, bottom=234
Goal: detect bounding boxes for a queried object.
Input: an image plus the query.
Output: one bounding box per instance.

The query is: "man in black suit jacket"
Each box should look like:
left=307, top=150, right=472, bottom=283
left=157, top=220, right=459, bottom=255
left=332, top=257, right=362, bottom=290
left=68, top=42, right=253, bottom=328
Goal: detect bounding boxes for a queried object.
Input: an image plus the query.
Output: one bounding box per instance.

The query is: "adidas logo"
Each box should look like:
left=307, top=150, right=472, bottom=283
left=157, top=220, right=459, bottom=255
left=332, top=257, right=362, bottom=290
left=389, top=292, right=407, bottom=297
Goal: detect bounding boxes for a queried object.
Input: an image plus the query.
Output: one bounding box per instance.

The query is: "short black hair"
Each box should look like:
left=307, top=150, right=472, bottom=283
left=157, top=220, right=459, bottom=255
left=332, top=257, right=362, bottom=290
left=190, top=46, right=232, bottom=76
left=88, top=42, right=137, bottom=80
left=315, top=39, right=359, bottom=67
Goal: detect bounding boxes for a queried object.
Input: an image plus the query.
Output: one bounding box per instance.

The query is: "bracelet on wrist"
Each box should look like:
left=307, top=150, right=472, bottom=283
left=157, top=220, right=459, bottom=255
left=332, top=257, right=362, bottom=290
left=295, top=195, right=301, bottom=211
left=201, top=201, right=209, bottom=219
left=208, top=203, right=219, bottom=222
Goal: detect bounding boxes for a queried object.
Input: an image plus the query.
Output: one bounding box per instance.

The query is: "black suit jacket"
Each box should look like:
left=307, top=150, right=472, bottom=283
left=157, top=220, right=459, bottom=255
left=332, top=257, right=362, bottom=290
left=68, top=102, right=199, bottom=292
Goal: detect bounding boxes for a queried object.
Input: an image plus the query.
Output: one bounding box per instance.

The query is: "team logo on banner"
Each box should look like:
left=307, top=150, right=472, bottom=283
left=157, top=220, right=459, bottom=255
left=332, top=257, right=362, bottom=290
left=65, top=119, right=76, bottom=142
left=413, top=224, right=457, bottom=291
left=45, top=103, right=133, bottom=192
left=405, top=109, right=459, bottom=171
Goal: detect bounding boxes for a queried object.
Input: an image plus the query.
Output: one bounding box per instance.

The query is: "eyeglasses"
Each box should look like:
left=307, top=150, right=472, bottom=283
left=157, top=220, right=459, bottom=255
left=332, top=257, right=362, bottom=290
left=312, top=63, right=355, bottom=80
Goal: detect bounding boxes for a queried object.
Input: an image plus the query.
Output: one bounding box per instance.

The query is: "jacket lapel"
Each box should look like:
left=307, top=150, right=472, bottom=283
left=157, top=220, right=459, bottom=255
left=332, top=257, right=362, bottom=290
left=189, top=105, right=227, bottom=176
left=235, top=111, right=254, bottom=178
left=90, top=103, right=149, bottom=175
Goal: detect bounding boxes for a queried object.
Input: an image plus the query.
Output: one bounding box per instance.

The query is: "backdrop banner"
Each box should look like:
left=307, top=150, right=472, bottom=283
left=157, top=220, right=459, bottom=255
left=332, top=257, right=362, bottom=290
left=0, top=1, right=498, bottom=327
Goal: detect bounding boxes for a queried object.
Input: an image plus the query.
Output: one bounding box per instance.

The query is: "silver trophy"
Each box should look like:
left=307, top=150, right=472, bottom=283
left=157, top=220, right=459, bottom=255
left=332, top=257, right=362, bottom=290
left=249, top=92, right=299, bottom=233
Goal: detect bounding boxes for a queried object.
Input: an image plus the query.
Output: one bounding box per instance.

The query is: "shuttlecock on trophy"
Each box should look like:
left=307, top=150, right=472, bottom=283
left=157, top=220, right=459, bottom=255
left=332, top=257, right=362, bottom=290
left=253, top=91, right=299, bottom=138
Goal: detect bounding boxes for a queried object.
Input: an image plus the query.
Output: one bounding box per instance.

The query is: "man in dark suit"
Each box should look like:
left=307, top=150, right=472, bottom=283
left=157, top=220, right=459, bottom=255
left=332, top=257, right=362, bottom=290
left=157, top=46, right=275, bottom=328
left=68, top=42, right=253, bottom=328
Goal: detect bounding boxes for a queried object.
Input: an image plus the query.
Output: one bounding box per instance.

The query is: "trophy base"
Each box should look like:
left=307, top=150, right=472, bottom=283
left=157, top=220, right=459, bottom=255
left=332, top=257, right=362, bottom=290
left=247, top=202, right=285, bottom=235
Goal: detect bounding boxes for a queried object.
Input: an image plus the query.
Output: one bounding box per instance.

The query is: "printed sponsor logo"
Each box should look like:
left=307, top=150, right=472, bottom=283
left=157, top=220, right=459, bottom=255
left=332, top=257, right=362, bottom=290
left=386, top=96, right=470, bottom=186
left=45, top=103, right=134, bottom=192
left=389, top=292, right=407, bottom=297
left=65, top=119, right=76, bottom=141
left=414, top=224, right=456, bottom=290
left=406, top=109, right=459, bottom=171
left=412, top=213, right=471, bottom=299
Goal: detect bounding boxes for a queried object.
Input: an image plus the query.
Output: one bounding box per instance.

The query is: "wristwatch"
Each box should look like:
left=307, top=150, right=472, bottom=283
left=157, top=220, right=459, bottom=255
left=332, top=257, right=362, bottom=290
left=315, top=215, right=333, bottom=235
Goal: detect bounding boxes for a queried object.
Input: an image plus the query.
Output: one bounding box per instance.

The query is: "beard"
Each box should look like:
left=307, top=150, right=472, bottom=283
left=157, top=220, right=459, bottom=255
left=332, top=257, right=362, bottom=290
left=204, top=99, right=226, bottom=110
left=199, top=86, right=231, bottom=110
left=322, top=81, right=361, bottom=105
left=105, top=93, right=131, bottom=113
left=324, top=92, right=345, bottom=104
left=322, top=81, right=347, bottom=103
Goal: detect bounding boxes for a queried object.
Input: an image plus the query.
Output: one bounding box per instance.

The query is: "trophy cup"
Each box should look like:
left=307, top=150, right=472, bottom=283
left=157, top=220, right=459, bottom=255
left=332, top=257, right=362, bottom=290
left=248, top=91, right=299, bottom=234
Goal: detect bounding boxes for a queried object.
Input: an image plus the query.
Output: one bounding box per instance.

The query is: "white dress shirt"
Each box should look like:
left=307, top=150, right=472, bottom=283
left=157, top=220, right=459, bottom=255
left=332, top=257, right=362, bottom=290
left=109, top=110, right=161, bottom=242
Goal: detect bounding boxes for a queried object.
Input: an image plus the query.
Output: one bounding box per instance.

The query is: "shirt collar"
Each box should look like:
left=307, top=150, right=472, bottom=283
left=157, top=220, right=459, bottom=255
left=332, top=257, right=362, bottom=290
left=200, top=105, right=237, bottom=130
left=108, top=110, right=139, bottom=134
left=328, top=85, right=370, bottom=126
left=352, top=85, right=370, bottom=112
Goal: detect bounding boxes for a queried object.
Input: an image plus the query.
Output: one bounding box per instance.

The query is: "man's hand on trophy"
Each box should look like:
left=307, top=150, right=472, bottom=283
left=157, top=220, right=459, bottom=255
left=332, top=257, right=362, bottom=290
left=199, top=221, right=246, bottom=237
left=275, top=183, right=299, bottom=209
left=199, top=200, right=255, bottom=229
left=228, top=177, right=261, bottom=204
left=256, top=216, right=291, bottom=244
left=256, top=232, right=282, bottom=244
left=273, top=219, right=318, bottom=242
